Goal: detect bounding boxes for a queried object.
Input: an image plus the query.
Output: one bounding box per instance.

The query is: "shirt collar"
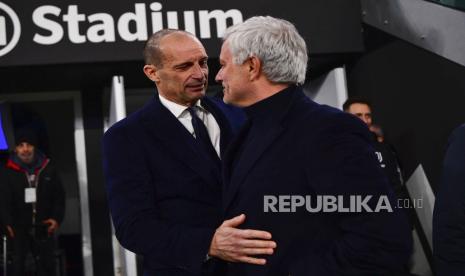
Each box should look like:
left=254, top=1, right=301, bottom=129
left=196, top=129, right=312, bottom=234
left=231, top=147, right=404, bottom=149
left=158, top=94, right=206, bottom=118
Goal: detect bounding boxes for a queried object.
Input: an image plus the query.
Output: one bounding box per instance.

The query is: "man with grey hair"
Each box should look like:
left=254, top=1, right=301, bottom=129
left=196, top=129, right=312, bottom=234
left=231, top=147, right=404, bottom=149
left=103, top=29, right=276, bottom=276
left=215, top=16, right=412, bottom=275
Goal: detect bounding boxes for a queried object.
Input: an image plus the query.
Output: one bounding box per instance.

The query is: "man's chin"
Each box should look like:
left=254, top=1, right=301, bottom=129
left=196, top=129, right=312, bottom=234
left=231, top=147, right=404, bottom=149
left=184, top=89, right=206, bottom=104
left=19, top=156, right=34, bottom=164
left=187, top=89, right=206, bottom=99
left=223, top=95, right=231, bottom=104
left=223, top=95, right=241, bottom=107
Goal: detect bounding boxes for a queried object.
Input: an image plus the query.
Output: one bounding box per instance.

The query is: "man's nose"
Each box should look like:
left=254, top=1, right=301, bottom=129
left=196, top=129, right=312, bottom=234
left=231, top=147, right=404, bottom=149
left=192, top=64, right=206, bottom=79
left=215, top=69, right=223, bottom=83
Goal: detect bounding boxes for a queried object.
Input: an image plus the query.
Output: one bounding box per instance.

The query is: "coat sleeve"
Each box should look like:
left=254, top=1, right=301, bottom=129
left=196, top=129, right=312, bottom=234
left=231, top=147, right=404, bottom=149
left=50, top=166, right=66, bottom=225
left=433, top=124, right=465, bottom=276
left=102, top=122, right=215, bottom=274
left=292, top=113, right=412, bottom=275
left=0, top=168, right=13, bottom=227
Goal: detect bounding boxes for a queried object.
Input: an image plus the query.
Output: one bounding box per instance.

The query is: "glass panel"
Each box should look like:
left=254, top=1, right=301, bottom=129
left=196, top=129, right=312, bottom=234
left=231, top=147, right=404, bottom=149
left=426, top=0, right=465, bottom=11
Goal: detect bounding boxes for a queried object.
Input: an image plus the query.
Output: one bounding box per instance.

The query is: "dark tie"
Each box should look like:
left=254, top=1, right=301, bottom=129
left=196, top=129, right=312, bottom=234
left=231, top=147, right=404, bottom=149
left=187, top=107, right=221, bottom=165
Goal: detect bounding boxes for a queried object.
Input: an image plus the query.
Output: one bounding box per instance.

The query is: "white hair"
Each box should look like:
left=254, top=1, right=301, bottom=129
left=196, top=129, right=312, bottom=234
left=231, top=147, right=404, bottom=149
left=223, top=16, right=308, bottom=85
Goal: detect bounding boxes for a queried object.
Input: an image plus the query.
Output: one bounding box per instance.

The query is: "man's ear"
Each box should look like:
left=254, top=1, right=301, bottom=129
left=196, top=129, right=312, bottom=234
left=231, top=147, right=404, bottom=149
left=143, top=64, right=160, bottom=83
left=246, top=56, right=262, bottom=81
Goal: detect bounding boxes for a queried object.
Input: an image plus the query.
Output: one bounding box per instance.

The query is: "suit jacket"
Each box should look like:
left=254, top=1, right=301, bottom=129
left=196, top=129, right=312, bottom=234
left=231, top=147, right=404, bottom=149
left=222, top=86, right=412, bottom=276
left=103, top=95, right=243, bottom=276
left=433, top=124, right=465, bottom=276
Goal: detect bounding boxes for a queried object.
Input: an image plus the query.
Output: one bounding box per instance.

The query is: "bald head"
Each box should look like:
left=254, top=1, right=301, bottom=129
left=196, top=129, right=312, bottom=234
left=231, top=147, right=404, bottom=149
left=143, top=29, right=200, bottom=68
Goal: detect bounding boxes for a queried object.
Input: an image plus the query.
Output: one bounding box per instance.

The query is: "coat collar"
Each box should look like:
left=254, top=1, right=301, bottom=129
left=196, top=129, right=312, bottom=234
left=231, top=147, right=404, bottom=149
left=223, top=86, right=306, bottom=211
left=140, top=95, right=232, bottom=187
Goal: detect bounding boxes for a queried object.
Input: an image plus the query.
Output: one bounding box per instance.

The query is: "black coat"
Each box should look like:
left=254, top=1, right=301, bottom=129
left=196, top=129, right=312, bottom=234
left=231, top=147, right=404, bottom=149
left=222, top=86, right=412, bottom=276
left=0, top=156, right=65, bottom=230
left=103, top=96, right=244, bottom=276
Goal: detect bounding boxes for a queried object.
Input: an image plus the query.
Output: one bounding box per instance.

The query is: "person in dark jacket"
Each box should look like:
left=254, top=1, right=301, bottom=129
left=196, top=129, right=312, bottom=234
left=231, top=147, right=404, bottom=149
left=433, top=124, right=465, bottom=276
left=215, top=16, right=412, bottom=275
left=343, top=99, right=405, bottom=197
left=0, top=129, right=65, bottom=276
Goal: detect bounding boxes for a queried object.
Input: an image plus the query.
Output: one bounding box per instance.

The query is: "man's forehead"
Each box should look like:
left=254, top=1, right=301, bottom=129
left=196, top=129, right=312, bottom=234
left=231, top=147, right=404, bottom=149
left=219, top=42, right=232, bottom=61
left=16, top=142, right=34, bottom=146
left=220, top=42, right=231, bottom=54
left=163, top=48, right=208, bottom=66
left=16, top=143, right=35, bottom=151
left=160, top=34, right=207, bottom=62
left=160, top=33, right=203, bottom=51
left=350, top=103, right=371, bottom=112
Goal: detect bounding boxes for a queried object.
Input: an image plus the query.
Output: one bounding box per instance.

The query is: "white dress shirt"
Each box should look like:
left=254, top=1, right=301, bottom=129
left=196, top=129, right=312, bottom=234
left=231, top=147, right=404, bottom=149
left=159, top=94, right=221, bottom=157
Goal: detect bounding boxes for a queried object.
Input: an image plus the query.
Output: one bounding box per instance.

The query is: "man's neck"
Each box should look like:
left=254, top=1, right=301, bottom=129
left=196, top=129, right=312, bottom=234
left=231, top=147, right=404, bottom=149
left=250, top=81, right=290, bottom=106
left=158, top=92, right=199, bottom=107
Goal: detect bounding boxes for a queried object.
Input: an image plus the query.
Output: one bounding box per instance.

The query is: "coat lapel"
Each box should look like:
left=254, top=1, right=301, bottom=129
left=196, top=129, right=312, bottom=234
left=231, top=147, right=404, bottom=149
left=223, top=123, right=284, bottom=211
left=222, top=119, right=251, bottom=195
left=222, top=86, right=304, bottom=211
left=141, top=96, right=220, bottom=187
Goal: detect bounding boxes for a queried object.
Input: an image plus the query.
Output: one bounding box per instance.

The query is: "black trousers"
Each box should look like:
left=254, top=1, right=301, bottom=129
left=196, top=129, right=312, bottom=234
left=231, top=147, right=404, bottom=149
left=10, top=227, right=56, bottom=276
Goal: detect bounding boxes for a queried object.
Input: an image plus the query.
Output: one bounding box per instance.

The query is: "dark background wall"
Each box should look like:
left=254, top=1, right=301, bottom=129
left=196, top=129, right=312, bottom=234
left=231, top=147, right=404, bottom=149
left=347, top=25, right=465, bottom=191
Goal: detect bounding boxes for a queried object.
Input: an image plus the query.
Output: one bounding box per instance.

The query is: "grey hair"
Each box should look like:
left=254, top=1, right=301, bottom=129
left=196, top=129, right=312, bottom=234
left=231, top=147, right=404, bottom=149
left=223, top=16, right=308, bottom=85
left=143, top=29, right=197, bottom=67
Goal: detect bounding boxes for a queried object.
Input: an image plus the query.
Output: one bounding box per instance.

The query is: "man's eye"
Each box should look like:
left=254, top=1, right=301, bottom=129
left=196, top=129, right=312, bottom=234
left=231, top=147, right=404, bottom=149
left=200, top=60, right=208, bottom=67
left=176, top=64, right=190, bottom=70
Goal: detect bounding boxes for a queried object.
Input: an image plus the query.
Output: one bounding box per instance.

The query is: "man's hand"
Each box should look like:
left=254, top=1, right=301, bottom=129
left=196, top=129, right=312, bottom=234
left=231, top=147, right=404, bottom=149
left=6, top=225, right=15, bottom=238
left=42, top=219, right=59, bottom=235
left=208, top=214, right=276, bottom=265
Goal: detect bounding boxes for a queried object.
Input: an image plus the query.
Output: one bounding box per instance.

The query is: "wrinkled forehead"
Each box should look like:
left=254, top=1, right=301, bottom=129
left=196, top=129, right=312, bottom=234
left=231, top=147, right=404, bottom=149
left=159, top=33, right=207, bottom=63
left=219, top=41, right=233, bottom=61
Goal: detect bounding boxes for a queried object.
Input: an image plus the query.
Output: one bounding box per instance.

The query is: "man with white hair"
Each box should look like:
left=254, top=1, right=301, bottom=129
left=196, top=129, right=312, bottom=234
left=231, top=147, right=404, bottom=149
left=214, top=16, right=412, bottom=275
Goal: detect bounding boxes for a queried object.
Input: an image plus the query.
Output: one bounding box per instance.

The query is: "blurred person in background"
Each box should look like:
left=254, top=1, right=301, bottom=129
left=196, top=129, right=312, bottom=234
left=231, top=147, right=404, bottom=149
left=0, top=128, right=65, bottom=276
